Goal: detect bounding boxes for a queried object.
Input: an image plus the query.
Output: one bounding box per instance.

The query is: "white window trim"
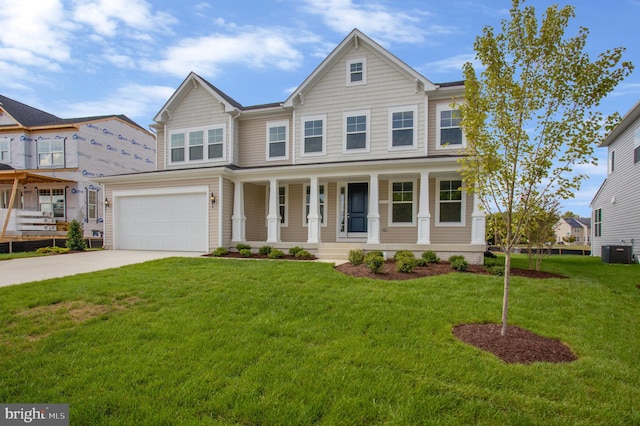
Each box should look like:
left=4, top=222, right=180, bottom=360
left=37, top=138, right=65, bottom=167
left=436, top=102, right=466, bottom=150
left=388, top=179, right=417, bottom=227
left=608, top=149, right=615, bottom=174
left=300, top=114, right=327, bottom=157
left=0, top=137, right=9, bottom=163
left=266, top=120, right=290, bottom=161
left=303, top=183, right=327, bottom=227
left=266, top=184, right=288, bottom=227
left=342, top=109, right=370, bottom=153
left=388, top=105, right=418, bottom=151
left=87, top=189, right=98, bottom=221
left=167, top=124, right=226, bottom=166
left=435, top=178, right=466, bottom=227
left=346, top=57, right=367, bottom=86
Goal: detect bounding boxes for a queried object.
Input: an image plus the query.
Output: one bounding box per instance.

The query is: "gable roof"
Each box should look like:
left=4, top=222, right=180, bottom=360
left=563, top=217, right=590, bottom=228
left=284, top=29, right=437, bottom=108
left=154, top=72, right=243, bottom=123
left=0, top=94, right=150, bottom=134
left=600, top=99, right=640, bottom=147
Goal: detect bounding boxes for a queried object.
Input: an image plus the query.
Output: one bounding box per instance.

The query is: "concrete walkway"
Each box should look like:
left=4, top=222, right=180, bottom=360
left=0, top=250, right=205, bottom=288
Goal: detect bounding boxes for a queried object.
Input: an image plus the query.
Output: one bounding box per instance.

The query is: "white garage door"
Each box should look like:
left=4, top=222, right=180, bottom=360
left=115, top=191, right=208, bottom=252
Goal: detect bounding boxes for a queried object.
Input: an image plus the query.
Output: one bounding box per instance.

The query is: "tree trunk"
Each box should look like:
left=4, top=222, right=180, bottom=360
left=501, top=252, right=511, bottom=337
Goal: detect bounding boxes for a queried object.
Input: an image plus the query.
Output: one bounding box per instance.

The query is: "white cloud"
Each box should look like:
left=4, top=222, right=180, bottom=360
left=56, top=84, right=176, bottom=124
left=71, top=0, right=177, bottom=37
left=420, top=53, right=480, bottom=75
left=300, top=0, right=431, bottom=45
left=141, top=28, right=306, bottom=78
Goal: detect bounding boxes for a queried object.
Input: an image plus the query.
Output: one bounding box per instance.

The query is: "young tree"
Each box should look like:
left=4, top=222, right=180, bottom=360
left=524, top=198, right=560, bottom=271
left=458, top=0, right=633, bottom=336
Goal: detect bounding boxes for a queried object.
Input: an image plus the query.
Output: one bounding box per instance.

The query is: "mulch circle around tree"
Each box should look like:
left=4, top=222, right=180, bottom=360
left=453, top=323, right=578, bottom=364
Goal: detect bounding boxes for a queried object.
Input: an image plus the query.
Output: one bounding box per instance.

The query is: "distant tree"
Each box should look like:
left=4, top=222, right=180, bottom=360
left=66, top=219, right=87, bottom=251
left=562, top=211, right=579, bottom=218
left=458, top=0, right=633, bottom=336
left=524, top=198, right=561, bottom=271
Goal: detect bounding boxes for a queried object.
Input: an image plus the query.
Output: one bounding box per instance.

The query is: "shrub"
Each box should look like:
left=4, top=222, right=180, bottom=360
left=348, top=249, right=365, bottom=265
left=258, top=246, right=273, bottom=255
left=289, top=246, right=303, bottom=256
left=36, top=246, right=69, bottom=255
left=66, top=219, right=87, bottom=251
left=211, top=247, right=229, bottom=257
left=364, top=252, right=384, bottom=274
left=295, top=250, right=314, bottom=260
left=268, top=249, right=284, bottom=259
left=422, top=250, right=440, bottom=264
left=449, top=255, right=468, bottom=272
left=367, top=250, right=384, bottom=258
left=235, top=243, right=251, bottom=251
left=395, top=251, right=417, bottom=273
left=239, top=248, right=253, bottom=258
left=487, top=264, right=504, bottom=276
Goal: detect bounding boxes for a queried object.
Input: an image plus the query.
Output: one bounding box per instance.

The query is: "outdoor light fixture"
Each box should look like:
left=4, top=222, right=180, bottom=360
left=104, top=198, right=111, bottom=208
left=210, top=193, right=216, bottom=206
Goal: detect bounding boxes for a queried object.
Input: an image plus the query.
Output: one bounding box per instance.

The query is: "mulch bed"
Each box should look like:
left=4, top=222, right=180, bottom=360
left=334, top=260, right=565, bottom=281
left=453, top=323, right=578, bottom=364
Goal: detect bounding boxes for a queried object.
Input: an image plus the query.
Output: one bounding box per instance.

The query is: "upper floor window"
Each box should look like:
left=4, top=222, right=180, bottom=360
left=0, top=138, right=9, bottom=162
left=267, top=120, right=289, bottom=160
left=87, top=189, right=97, bottom=221
left=304, top=184, right=326, bottom=226
left=346, top=58, right=366, bottom=86
left=37, top=138, right=65, bottom=167
left=436, top=103, right=464, bottom=149
left=390, top=181, right=415, bottom=225
left=437, top=179, right=465, bottom=226
left=389, top=105, right=418, bottom=149
left=634, top=130, right=640, bottom=165
left=344, top=110, right=370, bottom=152
left=302, top=114, right=326, bottom=156
left=608, top=150, right=615, bottom=174
left=169, top=125, right=225, bottom=164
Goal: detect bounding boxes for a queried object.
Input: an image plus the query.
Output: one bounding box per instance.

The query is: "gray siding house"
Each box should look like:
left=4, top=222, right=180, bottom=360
left=590, top=100, right=640, bottom=262
left=96, top=29, right=487, bottom=263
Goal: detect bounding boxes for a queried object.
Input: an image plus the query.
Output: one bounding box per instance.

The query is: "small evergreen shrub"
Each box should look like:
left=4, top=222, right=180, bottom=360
left=259, top=245, right=273, bottom=255
left=211, top=247, right=229, bottom=257
left=395, top=251, right=417, bottom=273
left=449, top=255, right=468, bottom=272
left=239, top=248, right=253, bottom=258
left=36, top=246, right=69, bottom=255
left=235, top=243, right=251, bottom=251
left=422, top=250, right=440, bottom=264
left=289, top=246, right=303, bottom=256
left=348, top=249, right=365, bottom=265
left=487, top=264, right=504, bottom=276
left=268, top=249, right=285, bottom=259
left=367, top=250, right=384, bottom=258
left=364, top=252, right=384, bottom=274
left=66, top=219, right=87, bottom=251
left=295, top=250, right=314, bottom=259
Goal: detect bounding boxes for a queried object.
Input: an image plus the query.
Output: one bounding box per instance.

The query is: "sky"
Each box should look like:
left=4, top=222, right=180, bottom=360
left=1, top=0, right=639, bottom=217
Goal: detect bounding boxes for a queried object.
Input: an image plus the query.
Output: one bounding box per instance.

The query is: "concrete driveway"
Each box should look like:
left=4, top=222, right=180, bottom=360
left=0, top=250, right=205, bottom=288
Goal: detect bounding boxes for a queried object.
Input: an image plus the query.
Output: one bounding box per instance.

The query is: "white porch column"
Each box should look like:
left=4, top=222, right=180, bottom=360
left=231, top=181, right=246, bottom=243
left=267, top=179, right=280, bottom=243
left=367, top=173, right=380, bottom=244
left=417, top=171, right=431, bottom=244
left=471, top=193, right=486, bottom=244
left=306, top=176, right=320, bottom=244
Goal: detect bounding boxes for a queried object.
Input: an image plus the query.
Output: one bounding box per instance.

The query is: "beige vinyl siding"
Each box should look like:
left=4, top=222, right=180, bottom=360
left=294, top=45, right=426, bottom=164
left=156, top=127, right=165, bottom=170
left=380, top=179, right=417, bottom=244
left=221, top=178, right=234, bottom=247
left=164, top=85, right=229, bottom=169
left=281, top=184, right=305, bottom=242
left=244, top=183, right=267, bottom=241
left=591, top=118, right=640, bottom=258
left=238, top=115, right=292, bottom=168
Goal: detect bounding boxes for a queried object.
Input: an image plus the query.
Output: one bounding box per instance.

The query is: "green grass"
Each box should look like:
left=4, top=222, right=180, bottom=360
left=0, top=255, right=638, bottom=425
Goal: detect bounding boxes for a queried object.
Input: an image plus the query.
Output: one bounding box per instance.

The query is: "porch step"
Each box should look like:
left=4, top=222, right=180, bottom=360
left=315, top=243, right=364, bottom=262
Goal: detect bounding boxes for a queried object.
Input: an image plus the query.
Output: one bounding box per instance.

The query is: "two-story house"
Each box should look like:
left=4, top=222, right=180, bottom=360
left=590, top=100, right=640, bottom=262
left=0, top=95, right=156, bottom=238
left=96, top=29, right=487, bottom=263
left=555, top=217, right=591, bottom=245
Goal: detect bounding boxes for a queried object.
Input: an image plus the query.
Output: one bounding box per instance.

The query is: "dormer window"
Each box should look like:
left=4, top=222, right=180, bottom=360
left=347, top=58, right=367, bottom=86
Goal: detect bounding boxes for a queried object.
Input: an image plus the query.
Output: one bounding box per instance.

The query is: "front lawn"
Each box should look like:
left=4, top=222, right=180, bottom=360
left=0, top=255, right=638, bottom=424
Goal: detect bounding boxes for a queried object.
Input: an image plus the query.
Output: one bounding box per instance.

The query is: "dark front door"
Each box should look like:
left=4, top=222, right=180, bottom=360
left=347, top=183, right=368, bottom=233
